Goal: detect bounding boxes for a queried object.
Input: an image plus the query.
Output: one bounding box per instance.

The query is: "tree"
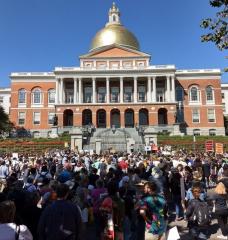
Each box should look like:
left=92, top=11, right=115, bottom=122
left=0, top=106, right=13, bottom=133
left=200, top=0, right=228, bottom=50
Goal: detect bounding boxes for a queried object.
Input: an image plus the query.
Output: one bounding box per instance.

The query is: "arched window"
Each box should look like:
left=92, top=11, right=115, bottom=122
left=193, top=129, right=200, bottom=136
left=209, top=129, right=216, bottom=136
left=189, top=86, right=200, bottom=102
left=176, top=86, right=184, bottom=101
left=48, top=89, right=55, bottom=104
left=18, top=89, right=26, bottom=104
left=206, top=86, right=214, bottom=102
left=32, top=88, right=42, bottom=104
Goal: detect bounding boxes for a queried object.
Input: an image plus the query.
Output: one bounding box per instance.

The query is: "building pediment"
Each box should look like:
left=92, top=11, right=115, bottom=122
left=80, top=44, right=150, bottom=59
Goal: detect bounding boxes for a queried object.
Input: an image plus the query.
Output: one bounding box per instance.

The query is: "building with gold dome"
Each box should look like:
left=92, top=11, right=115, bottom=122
left=9, top=3, right=225, bottom=150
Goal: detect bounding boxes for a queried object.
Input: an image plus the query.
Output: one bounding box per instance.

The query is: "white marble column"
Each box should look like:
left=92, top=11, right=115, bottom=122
left=171, top=76, right=175, bottom=102
left=55, top=78, right=59, bottom=104
left=134, top=76, right=137, bottom=103
left=73, top=78, right=77, bottom=104
left=106, top=77, right=110, bottom=103
left=92, top=78, right=96, bottom=103
left=147, top=76, right=151, bottom=103
left=166, top=75, right=171, bottom=102
left=152, top=76, right=156, bottom=102
left=120, top=77, right=123, bottom=103
left=60, top=78, right=63, bottom=104
left=78, top=78, right=82, bottom=103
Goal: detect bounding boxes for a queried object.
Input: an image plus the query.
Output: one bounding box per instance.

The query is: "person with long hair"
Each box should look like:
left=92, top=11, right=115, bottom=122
left=138, top=181, right=166, bottom=240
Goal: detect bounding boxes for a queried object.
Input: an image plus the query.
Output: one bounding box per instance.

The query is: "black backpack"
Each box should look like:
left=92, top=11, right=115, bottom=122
left=191, top=200, right=211, bottom=226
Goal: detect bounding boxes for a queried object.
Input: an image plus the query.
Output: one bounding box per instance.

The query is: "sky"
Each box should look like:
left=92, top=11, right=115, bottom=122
left=0, top=0, right=227, bottom=87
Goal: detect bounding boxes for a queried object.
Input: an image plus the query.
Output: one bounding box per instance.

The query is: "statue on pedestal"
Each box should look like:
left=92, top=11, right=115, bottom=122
left=53, top=114, right=58, bottom=126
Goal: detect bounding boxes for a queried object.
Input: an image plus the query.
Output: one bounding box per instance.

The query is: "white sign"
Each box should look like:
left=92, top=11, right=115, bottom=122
left=144, top=146, right=151, bottom=151
left=12, top=153, right=18, bottom=159
left=167, top=226, right=180, bottom=240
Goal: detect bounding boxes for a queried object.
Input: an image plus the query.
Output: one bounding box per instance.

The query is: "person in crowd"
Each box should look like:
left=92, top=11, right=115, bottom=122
left=186, top=185, right=211, bottom=240
left=138, top=181, right=166, bottom=240
left=0, top=200, right=33, bottom=240
left=0, top=160, right=9, bottom=192
left=38, top=183, right=82, bottom=240
left=209, top=166, right=228, bottom=239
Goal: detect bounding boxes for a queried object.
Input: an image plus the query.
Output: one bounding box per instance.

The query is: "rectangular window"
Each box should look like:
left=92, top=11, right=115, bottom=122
left=208, top=109, right=215, bottom=123
left=138, top=86, right=146, bottom=102
left=48, top=112, right=55, bottom=125
left=124, top=87, right=132, bottom=102
left=33, top=112, right=40, bottom=125
left=18, top=112, right=25, bottom=125
left=19, top=91, right=26, bottom=104
left=111, top=87, right=119, bottom=102
left=192, top=109, right=200, bottom=123
left=84, top=87, right=92, bottom=103
left=98, top=87, right=106, bottom=103
left=0, top=96, right=3, bottom=103
left=33, top=92, right=41, bottom=104
left=222, top=92, right=225, bottom=99
left=48, top=91, right=55, bottom=104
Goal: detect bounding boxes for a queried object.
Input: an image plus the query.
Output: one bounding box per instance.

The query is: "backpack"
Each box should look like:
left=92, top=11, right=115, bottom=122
left=191, top=200, right=211, bottom=226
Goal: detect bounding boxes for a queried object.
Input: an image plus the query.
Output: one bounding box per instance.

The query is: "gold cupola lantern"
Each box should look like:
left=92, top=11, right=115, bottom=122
left=90, top=2, right=140, bottom=52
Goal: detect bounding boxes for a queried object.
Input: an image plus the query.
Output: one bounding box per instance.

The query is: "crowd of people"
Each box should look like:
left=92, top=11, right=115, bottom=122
left=0, top=148, right=227, bottom=240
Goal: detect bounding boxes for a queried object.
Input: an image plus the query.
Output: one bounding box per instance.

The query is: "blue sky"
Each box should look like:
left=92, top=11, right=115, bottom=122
left=0, top=0, right=227, bottom=87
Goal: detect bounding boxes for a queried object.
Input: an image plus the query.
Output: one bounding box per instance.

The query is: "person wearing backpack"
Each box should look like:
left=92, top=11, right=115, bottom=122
left=186, top=185, right=211, bottom=240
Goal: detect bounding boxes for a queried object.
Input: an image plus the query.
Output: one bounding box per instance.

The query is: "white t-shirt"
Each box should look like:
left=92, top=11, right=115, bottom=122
left=0, top=223, right=33, bottom=240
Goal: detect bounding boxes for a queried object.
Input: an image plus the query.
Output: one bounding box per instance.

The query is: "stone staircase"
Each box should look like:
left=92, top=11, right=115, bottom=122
left=84, top=127, right=144, bottom=152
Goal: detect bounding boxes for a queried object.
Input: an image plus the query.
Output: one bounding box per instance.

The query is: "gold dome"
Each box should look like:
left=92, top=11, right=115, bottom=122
left=90, top=3, right=140, bottom=52
left=90, top=24, right=140, bottom=52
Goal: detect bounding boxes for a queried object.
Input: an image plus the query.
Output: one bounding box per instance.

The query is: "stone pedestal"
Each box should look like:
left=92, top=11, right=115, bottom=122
left=126, top=138, right=135, bottom=154
left=95, top=138, right=102, bottom=154
left=143, top=127, right=157, bottom=146
left=70, top=128, right=83, bottom=151
left=172, top=123, right=182, bottom=136
left=49, top=126, right=59, bottom=138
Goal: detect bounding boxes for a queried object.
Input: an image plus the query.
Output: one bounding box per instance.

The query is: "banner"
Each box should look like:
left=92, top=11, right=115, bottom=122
left=205, top=140, right=214, bottom=152
left=215, top=143, right=223, bottom=154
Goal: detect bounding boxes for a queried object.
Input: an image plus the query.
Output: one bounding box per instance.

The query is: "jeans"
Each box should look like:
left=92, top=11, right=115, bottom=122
left=173, top=194, right=183, bottom=218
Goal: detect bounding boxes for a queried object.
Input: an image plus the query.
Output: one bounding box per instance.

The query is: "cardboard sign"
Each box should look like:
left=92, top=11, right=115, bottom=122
left=205, top=140, right=214, bottom=152
left=215, top=143, right=223, bottom=154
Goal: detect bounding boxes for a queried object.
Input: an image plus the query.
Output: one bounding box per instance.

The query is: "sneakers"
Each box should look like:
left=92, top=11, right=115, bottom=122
left=217, top=235, right=228, bottom=239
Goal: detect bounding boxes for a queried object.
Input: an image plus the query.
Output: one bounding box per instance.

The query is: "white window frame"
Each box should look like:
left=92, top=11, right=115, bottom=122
left=18, top=89, right=26, bottom=106
left=48, top=112, right=55, bottom=125
left=31, top=88, right=43, bottom=107
left=33, top=112, right=41, bottom=125
left=207, top=108, right=216, bottom=123
left=192, top=108, right=200, bottom=123
left=206, top=86, right=214, bottom=104
left=18, top=112, right=26, bottom=125
left=189, top=86, right=201, bottom=105
left=48, top=89, right=56, bottom=104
